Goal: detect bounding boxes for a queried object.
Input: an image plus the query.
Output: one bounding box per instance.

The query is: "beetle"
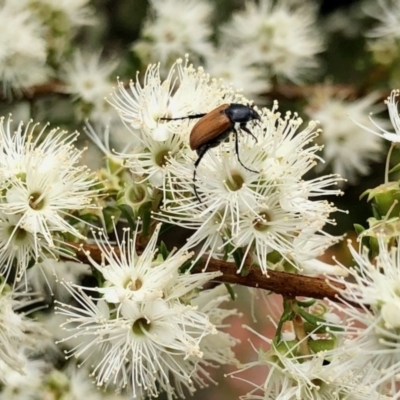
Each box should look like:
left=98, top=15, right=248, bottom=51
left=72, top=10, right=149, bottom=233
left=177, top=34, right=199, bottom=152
left=161, top=103, right=261, bottom=202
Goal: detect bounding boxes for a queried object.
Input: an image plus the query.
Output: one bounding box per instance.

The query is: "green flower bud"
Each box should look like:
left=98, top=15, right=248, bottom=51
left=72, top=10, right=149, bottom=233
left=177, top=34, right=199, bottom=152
left=118, top=183, right=151, bottom=213
left=362, top=181, right=400, bottom=218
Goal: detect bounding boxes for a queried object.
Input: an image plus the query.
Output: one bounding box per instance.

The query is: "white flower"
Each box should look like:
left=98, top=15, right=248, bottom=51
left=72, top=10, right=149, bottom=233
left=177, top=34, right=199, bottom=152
left=329, top=235, right=400, bottom=397
left=306, top=88, right=385, bottom=183
left=62, top=50, right=119, bottom=123
left=0, top=353, right=49, bottom=400
left=220, top=0, right=323, bottom=82
left=354, top=89, right=400, bottom=143
left=42, top=366, right=137, bottom=400
left=109, top=58, right=241, bottom=142
left=365, top=0, right=400, bottom=39
left=191, top=285, right=240, bottom=367
left=0, top=117, right=99, bottom=249
left=0, top=212, right=65, bottom=281
left=109, top=58, right=244, bottom=191
left=62, top=50, right=117, bottom=103
left=233, top=328, right=380, bottom=400
left=132, top=0, right=213, bottom=71
left=83, top=224, right=208, bottom=304
left=205, top=47, right=271, bottom=100
left=55, top=223, right=223, bottom=397
left=124, top=132, right=187, bottom=188
left=56, top=295, right=217, bottom=397
left=0, top=3, right=48, bottom=94
left=0, top=284, right=47, bottom=374
left=159, top=105, right=341, bottom=273
left=27, top=259, right=91, bottom=302
left=7, top=0, right=95, bottom=30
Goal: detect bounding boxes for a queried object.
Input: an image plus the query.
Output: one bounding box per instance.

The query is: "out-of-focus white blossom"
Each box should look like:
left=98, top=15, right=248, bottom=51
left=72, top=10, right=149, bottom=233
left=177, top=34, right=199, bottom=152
left=132, top=0, right=213, bottom=72
left=205, top=48, right=271, bottom=100
left=28, top=259, right=91, bottom=302
left=0, top=354, right=49, bottom=400
left=0, top=3, right=48, bottom=95
left=62, top=50, right=119, bottom=123
left=5, top=0, right=95, bottom=66
left=306, top=88, right=386, bottom=183
left=365, top=0, right=400, bottom=39
left=0, top=284, right=47, bottom=374
left=220, top=0, right=324, bottom=82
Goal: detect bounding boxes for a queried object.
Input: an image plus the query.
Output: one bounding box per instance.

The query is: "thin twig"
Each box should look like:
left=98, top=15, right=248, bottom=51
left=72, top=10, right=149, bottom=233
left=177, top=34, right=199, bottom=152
left=72, top=242, right=348, bottom=306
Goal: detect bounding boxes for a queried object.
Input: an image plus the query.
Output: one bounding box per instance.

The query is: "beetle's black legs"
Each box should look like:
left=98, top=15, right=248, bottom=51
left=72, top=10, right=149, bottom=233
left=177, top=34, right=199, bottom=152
left=240, top=123, right=258, bottom=143
left=160, top=113, right=207, bottom=121
left=193, top=129, right=258, bottom=203
left=233, top=128, right=258, bottom=173
left=192, top=144, right=210, bottom=203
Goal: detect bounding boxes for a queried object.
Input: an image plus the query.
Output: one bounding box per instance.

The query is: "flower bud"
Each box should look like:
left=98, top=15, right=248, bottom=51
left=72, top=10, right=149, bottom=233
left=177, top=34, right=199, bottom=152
left=363, top=181, right=400, bottom=218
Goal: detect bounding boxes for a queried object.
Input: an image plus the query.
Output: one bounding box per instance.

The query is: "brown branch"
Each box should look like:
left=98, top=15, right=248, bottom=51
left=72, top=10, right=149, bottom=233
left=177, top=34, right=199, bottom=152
left=197, top=257, right=345, bottom=303
left=73, top=243, right=347, bottom=305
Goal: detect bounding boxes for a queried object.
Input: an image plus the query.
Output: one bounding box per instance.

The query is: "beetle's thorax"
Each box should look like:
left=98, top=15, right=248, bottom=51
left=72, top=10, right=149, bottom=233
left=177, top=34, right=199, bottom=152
left=224, top=103, right=254, bottom=124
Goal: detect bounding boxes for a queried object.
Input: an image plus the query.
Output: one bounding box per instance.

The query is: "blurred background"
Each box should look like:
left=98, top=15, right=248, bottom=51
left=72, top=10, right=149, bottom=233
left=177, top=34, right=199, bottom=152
left=1, top=0, right=398, bottom=398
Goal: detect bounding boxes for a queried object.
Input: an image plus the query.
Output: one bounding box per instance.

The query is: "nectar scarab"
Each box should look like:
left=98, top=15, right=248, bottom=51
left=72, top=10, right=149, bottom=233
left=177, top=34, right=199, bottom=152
left=161, top=103, right=261, bottom=202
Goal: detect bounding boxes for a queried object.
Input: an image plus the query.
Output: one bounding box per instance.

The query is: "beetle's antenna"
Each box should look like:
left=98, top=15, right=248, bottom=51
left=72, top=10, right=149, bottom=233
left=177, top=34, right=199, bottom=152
left=234, top=128, right=258, bottom=173
left=160, top=113, right=207, bottom=122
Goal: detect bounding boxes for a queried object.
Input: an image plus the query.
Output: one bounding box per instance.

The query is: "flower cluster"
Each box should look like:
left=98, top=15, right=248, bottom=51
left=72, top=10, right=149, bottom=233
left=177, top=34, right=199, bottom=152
left=132, top=0, right=213, bottom=73
left=234, top=322, right=391, bottom=400
left=55, top=224, right=239, bottom=397
left=0, top=283, right=46, bottom=374
left=160, top=110, right=340, bottom=274
left=0, top=0, right=93, bottom=94
left=219, top=0, right=323, bottom=84
left=109, top=59, right=342, bottom=276
left=62, top=50, right=119, bottom=124
left=132, top=0, right=323, bottom=99
left=327, top=236, right=400, bottom=398
left=306, top=87, right=386, bottom=183
left=0, top=117, right=98, bottom=280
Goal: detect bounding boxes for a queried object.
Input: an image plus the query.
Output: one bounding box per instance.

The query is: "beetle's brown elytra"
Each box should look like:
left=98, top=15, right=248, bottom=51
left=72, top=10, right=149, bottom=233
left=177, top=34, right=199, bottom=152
left=160, top=103, right=261, bottom=203
left=189, top=104, right=231, bottom=150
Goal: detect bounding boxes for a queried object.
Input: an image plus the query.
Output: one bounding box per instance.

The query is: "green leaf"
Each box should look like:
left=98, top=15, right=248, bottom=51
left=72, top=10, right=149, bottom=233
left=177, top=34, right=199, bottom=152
left=371, top=203, right=381, bottom=220
left=308, top=338, right=336, bottom=353
left=389, top=162, right=400, bottom=174
left=275, top=298, right=295, bottom=340
left=225, top=284, right=236, bottom=301
left=140, top=202, right=152, bottom=237
left=160, top=223, right=173, bottom=235
left=296, top=298, right=316, bottom=308
left=102, top=206, right=122, bottom=232
left=117, top=204, right=136, bottom=231
left=354, top=223, right=365, bottom=235
left=179, top=259, right=195, bottom=274
left=159, top=241, right=169, bottom=260
left=232, top=248, right=244, bottom=271
left=296, top=307, right=344, bottom=332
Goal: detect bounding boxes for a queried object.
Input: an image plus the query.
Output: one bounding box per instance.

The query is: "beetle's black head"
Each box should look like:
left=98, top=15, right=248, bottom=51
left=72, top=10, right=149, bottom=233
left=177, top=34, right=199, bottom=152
left=226, top=103, right=261, bottom=124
